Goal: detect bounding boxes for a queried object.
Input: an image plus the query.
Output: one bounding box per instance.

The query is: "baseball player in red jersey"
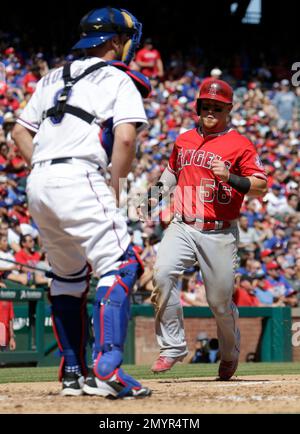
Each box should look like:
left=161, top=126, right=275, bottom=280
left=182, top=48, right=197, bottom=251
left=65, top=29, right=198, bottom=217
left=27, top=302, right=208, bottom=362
left=145, top=78, right=267, bottom=380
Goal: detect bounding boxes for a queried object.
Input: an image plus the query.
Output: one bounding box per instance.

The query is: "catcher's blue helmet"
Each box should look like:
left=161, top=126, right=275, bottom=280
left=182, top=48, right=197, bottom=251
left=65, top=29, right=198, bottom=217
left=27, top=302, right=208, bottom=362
left=72, top=7, right=142, bottom=65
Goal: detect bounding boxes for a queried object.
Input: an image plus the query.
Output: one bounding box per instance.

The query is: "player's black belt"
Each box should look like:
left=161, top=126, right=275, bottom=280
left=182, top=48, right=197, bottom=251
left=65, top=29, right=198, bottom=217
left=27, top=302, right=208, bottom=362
left=50, top=158, right=73, bottom=165
left=50, top=158, right=73, bottom=166
left=32, top=158, right=73, bottom=168
left=32, top=158, right=105, bottom=174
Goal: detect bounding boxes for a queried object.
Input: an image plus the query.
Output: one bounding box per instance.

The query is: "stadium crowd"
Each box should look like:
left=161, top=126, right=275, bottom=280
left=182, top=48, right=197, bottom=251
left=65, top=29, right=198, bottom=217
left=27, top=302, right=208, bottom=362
left=0, top=40, right=299, bottom=312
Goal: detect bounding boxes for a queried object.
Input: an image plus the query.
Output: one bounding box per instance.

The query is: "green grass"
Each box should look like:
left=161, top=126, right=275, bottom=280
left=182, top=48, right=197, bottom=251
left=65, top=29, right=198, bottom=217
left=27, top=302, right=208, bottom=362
left=0, top=363, right=299, bottom=384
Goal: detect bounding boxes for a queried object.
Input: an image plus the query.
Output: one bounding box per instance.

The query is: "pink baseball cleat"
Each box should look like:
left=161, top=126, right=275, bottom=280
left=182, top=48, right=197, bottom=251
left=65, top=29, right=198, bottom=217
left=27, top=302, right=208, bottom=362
left=151, top=355, right=185, bottom=373
left=218, top=359, right=239, bottom=381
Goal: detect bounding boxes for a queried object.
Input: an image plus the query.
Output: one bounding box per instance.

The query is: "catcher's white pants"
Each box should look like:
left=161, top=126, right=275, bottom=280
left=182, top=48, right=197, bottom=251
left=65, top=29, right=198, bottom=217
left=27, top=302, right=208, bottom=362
left=26, top=161, right=130, bottom=296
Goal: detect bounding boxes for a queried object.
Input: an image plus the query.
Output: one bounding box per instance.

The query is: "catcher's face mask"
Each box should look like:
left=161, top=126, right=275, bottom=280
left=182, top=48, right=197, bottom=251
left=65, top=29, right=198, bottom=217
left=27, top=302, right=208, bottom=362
left=120, top=9, right=142, bottom=65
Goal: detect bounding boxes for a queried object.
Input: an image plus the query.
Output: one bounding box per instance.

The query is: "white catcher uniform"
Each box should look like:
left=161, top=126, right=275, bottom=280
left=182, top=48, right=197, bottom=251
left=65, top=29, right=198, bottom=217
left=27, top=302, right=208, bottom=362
left=17, top=58, right=148, bottom=297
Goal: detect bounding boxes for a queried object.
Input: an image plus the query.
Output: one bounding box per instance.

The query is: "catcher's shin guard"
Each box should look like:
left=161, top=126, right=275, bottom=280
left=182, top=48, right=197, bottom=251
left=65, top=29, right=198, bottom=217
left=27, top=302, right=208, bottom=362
left=50, top=294, right=89, bottom=381
left=93, top=280, right=129, bottom=379
left=93, top=244, right=143, bottom=380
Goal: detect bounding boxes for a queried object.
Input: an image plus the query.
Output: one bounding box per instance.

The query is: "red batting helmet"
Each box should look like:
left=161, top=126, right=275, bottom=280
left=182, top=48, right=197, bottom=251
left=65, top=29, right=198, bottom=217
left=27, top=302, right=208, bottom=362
left=196, top=78, right=233, bottom=114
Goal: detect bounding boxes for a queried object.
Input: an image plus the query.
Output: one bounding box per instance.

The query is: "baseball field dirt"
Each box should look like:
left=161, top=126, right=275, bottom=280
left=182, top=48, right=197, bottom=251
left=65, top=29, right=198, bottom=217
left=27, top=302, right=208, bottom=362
left=1, top=374, right=300, bottom=414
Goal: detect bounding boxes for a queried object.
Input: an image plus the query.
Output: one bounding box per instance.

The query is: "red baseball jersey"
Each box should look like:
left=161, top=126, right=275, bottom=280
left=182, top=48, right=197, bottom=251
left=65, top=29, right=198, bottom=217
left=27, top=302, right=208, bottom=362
left=168, top=128, right=267, bottom=221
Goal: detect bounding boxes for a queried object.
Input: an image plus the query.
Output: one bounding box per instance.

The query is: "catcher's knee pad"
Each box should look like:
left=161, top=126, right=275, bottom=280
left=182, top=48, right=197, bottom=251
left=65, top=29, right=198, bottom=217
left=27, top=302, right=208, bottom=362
left=93, top=244, right=143, bottom=380
left=50, top=293, right=89, bottom=381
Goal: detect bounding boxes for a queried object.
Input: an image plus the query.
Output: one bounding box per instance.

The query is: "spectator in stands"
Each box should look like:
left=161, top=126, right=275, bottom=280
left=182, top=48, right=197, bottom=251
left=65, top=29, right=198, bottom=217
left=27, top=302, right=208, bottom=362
left=265, top=261, right=295, bottom=302
left=5, top=89, right=20, bottom=112
left=2, top=113, right=16, bottom=143
left=0, top=173, right=15, bottom=196
left=0, top=142, right=9, bottom=172
left=22, top=64, right=41, bottom=95
left=260, top=248, right=276, bottom=272
left=0, top=286, right=16, bottom=352
left=4, top=146, right=28, bottom=182
left=14, top=234, right=49, bottom=286
left=264, top=184, right=287, bottom=217
left=187, top=332, right=220, bottom=364
left=238, top=215, right=260, bottom=254
left=237, top=256, right=255, bottom=275
left=135, top=38, right=164, bottom=79
left=0, top=176, right=10, bottom=218
left=281, top=264, right=297, bottom=289
left=34, top=53, right=49, bottom=77
left=7, top=199, right=30, bottom=224
left=242, top=198, right=264, bottom=226
left=177, top=71, right=199, bottom=103
left=180, top=271, right=208, bottom=307
left=0, top=233, right=32, bottom=285
left=233, top=275, right=261, bottom=307
left=252, top=272, right=285, bottom=306
left=0, top=220, right=9, bottom=237
left=283, top=236, right=299, bottom=263
left=237, top=257, right=265, bottom=278
left=7, top=217, right=22, bottom=252
left=7, top=217, right=40, bottom=253
left=263, top=226, right=287, bottom=251
left=14, top=234, right=41, bottom=266
left=252, top=217, right=271, bottom=247
left=273, top=79, right=297, bottom=131
left=276, top=193, right=299, bottom=218
left=187, top=332, right=210, bottom=363
left=252, top=273, right=274, bottom=305
left=0, top=234, right=47, bottom=287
